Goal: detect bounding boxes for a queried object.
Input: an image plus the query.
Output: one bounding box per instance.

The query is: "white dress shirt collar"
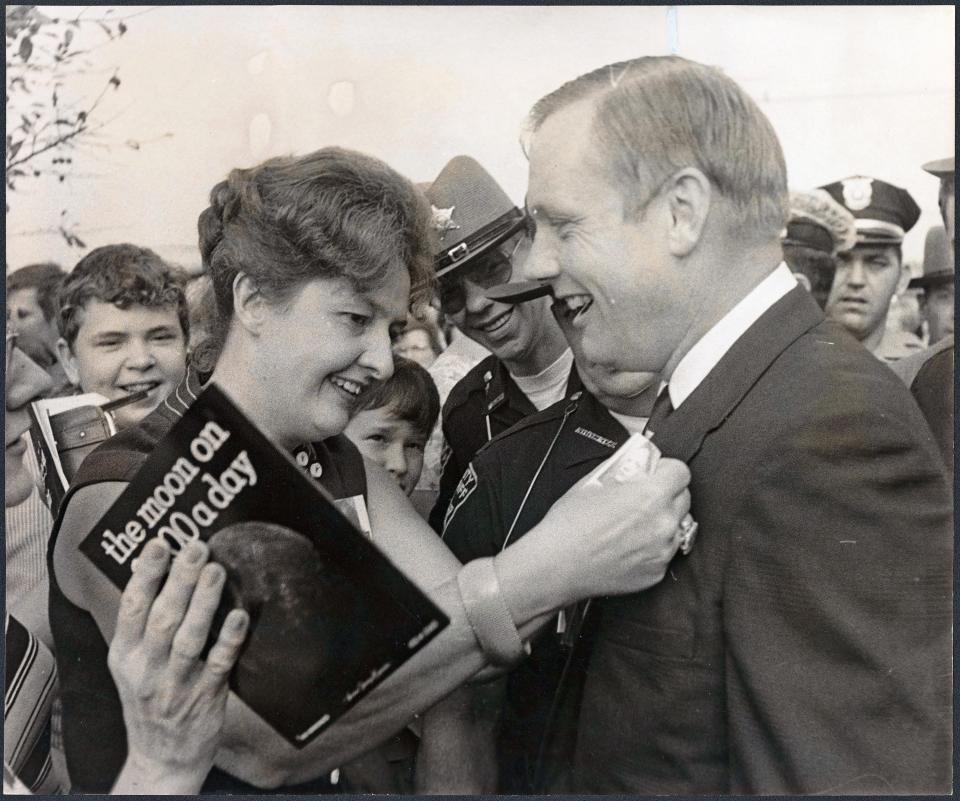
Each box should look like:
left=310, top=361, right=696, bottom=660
left=667, top=263, right=798, bottom=408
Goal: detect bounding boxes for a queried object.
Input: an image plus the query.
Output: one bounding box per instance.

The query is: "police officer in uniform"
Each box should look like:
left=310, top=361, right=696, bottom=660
left=424, top=157, right=575, bottom=533
left=819, top=175, right=922, bottom=362
left=418, top=297, right=662, bottom=794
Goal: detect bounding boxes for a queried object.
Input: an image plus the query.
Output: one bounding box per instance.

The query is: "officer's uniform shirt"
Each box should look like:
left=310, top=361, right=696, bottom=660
left=872, top=326, right=926, bottom=363
left=441, top=389, right=633, bottom=793
left=427, top=353, right=580, bottom=533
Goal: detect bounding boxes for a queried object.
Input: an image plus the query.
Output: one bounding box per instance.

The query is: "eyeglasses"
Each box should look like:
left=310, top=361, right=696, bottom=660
left=438, top=232, right=526, bottom=315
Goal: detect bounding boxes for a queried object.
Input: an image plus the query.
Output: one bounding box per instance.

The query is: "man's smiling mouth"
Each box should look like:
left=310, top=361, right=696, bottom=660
left=555, top=294, right=593, bottom=322
left=331, top=375, right=364, bottom=397
left=476, top=308, right=514, bottom=334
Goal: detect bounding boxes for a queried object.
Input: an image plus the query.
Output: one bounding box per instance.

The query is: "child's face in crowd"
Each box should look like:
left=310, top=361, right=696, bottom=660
left=6, top=330, right=54, bottom=507
left=58, top=300, right=187, bottom=430
left=344, top=407, right=427, bottom=496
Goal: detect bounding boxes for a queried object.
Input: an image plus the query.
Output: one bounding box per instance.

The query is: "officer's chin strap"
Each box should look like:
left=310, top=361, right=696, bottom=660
left=499, top=394, right=581, bottom=552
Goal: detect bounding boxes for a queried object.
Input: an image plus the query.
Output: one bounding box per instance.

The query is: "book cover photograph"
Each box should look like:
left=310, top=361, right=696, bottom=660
left=78, top=384, right=449, bottom=748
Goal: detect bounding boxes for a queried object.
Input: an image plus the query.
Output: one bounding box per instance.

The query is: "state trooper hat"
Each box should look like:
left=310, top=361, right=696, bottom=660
left=425, top=156, right=526, bottom=279
left=909, top=225, right=954, bottom=291
left=818, top=176, right=920, bottom=246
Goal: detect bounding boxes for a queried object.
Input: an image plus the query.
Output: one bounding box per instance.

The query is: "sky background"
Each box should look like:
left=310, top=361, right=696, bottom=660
left=5, top=4, right=955, bottom=273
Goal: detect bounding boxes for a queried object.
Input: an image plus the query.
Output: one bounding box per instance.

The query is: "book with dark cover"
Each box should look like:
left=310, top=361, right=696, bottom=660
left=79, top=384, right=449, bottom=748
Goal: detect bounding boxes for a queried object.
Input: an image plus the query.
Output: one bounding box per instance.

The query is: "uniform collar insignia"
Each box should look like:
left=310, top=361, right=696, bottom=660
left=574, top=426, right=618, bottom=449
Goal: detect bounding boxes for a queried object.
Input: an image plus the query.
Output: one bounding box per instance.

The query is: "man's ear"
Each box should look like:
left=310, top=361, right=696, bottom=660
left=56, top=337, right=81, bottom=387
left=231, top=273, right=269, bottom=335
left=664, top=168, right=711, bottom=257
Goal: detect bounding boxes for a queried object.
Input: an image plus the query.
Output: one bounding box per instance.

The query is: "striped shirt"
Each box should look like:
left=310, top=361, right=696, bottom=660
left=4, top=615, right=62, bottom=794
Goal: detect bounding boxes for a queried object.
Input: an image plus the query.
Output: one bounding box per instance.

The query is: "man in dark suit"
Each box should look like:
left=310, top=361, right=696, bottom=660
left=521, top=55, right=952, bottom=794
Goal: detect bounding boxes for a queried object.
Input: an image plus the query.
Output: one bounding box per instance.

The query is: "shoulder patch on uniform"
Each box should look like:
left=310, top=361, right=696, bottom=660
left=574, top=427, right=618, bottom=449
left=442, top=462, right=478, bottom=534
left=439, top=440, right=452, bottom=474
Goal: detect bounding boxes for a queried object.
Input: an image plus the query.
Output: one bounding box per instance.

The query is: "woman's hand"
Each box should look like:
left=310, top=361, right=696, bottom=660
left=496, top=456, right=692, bottom=613
left=108, top=538, right=249, bottom=795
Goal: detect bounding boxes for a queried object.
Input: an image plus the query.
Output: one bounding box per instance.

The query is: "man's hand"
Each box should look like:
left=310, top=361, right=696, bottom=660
left=108, top=538, right=249, bottom=795
left=498, top=456, right=691, bottom=610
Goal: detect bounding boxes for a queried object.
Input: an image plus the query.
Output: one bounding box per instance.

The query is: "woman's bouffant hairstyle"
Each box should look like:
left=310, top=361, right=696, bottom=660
left=352, top=356, right=440, bottom=440
left=57, top=244, right=189, bottom=347
left=197, top=147, right=435, bottom=346
left=524, top=55, right=789, bottom=240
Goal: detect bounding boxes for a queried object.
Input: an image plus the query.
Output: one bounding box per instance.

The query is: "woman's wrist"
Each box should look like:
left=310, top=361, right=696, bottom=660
left=113, top=750, right=212, bottom=795
left=457, top=558, right=526, bottom=667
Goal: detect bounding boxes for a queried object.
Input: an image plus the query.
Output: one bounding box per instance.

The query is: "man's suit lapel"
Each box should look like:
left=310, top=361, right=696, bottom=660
left=651, top=286, right=824, bottom=462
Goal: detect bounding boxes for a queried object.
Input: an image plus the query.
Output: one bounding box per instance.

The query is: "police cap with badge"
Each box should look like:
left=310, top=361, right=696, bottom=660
left=818, top=175, right=921, bottom=246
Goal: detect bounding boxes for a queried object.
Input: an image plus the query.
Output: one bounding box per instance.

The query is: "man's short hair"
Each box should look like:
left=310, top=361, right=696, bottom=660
left=352, top=356, right=440, bottom=440
left=57, top=244, right=189, bottom=347
left=525, top=56, right=788, bottom=239
left=6, top=262, right=66, bottom=321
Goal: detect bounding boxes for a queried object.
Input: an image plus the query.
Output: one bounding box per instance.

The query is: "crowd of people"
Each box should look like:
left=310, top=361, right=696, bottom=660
left=4, top=54, right=954, bottom=795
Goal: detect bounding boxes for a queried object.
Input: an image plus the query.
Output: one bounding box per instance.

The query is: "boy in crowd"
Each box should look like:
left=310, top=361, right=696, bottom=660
left=6, top=261, right=71, bottom=395
left=341, top=356, right=440, bottom=792
left=56, top=244, right=189, bottom=430
left=344, top=356, right=440, bottom=498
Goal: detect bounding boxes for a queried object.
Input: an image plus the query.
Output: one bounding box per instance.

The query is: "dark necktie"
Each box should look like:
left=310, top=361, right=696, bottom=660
left=644, top=385, right=674, bottom=438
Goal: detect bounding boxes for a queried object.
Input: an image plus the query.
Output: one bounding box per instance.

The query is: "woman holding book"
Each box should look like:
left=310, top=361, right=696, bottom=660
left=47, top=146, right=691, bottom=793
left=6, top=324, right=244, bottom=795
